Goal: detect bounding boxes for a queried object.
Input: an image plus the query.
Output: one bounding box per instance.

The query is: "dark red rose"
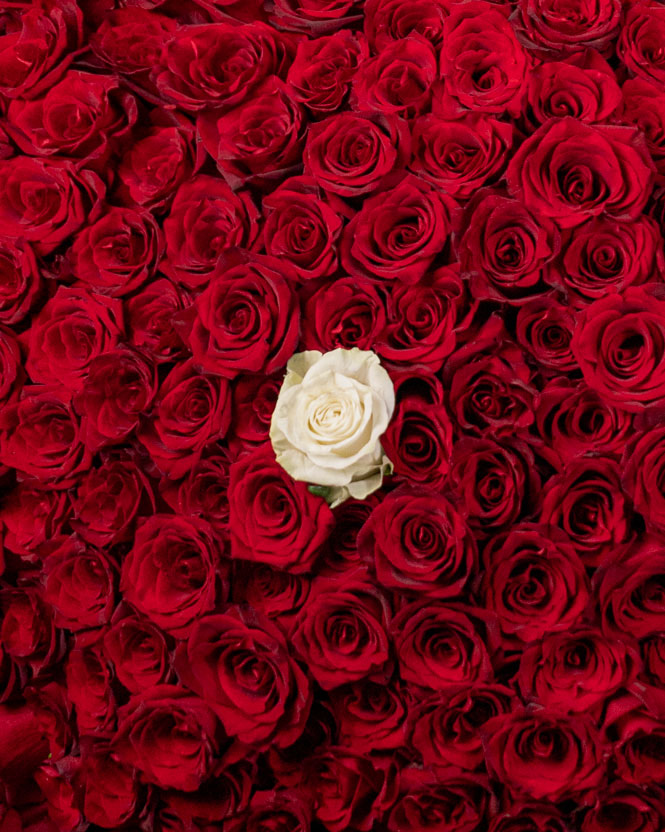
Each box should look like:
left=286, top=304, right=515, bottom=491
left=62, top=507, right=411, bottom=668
left=233, top=562, right=310, bottom=627
left=6, top=71, right=136, bottom=164
left=89, top=8, right=175, bottom=77
left=489, top=802, right=572, bottom=832
left=518, top=628, right=639, bottom=714
left=526, top=50, right=621, bottom=125
left=43, top=537, right=115, bottom=632
left=77, top=752, right=138, bottom=830
left=411, top=684, right=515, bottom=771
left=618, top=3, right=665, bottom=91
left=70, top=207, right=163, bottom=297
left=483, top=709, right=606, bottom=803
left=459, top=193, right=560, bottom=304
left=446, top=322, right=536, bottom=436
left=0, top=482, right=70, bottom=558
left=572, top=286, right=665, bottom=411
left=224, top=789, right=312, bottom=832
left=269, top=0, right=363, bottom=34
left=120, top=515, right=225, bottom=637
left=330, top=680, right=408, bottom=753
left=70, top=451, right=155, bottom=547
left=516, top=298, right=578, bottom=373
left=161, top=176, right=259, bottom=289
left=0, top=702, right=50, bottom=787
left=65, top=643, right=116, bottom=736
left=604, top=694, right=665, bottom=787
left=301, top=276, right=387, bottom=354
left=387, top=768, right=491, bottom=832
left=304, top=112, right=410, bottom=198
left=287, top=30, right=367, bottom=114
left=103, top=607, right=171, bottom=694
left=582, top=782, right=665, bottom=832
left=364, top=0, right=450, bottom=51
left=24, top=286, right=123, bottom=392
left=449, top=437, right=538, bottom=538
left=198, top=77, right=305, bottom=189
left=153, top=22, right=292, bottom=112
left=623, top=428, right=665, bottom=536
left=357, top=486, right=476, bottom=598
left=300, top=749, right=396, bottom=832
left=0, top=327, right=22, bottom=408
left=125, top=277, right=190, bottom=363
left=0, top=387, right=91, bottom=486
left=322, top=495, right=381, bottom=574
left=342, top=174, right=457, bottom=283
left=378, top=265, right=472, bottom=371
left=0, top=238, right=41, bottom=325
left=506, top=118, right=654, bottom=228
left=351, top=35, right=438, bottom=118
left=0, top=588, right=60, bottom=674
left=0, top=157, right=104, bottom=255
left=410, top=114, right=513, bottom=199
left=161, top=449, right=232, bottom=538
left=137, top=360, right=232, bottom=479
left=230, top=372, right=281, bottom=449
left=440, top=2, right=529, bottom=117
left=75, top=348, right=157, bottom=451
left=229, top=444, right=334, bottom=574
left=621, top=79, right=665, bottom=183
left=515, top=0, right=620, bottom=56
left=0, top=0, right=83, bottom=99
left=112, top=685, right=224, bottom=792
left=177, top=251, right=299, bottom=379
left=262, top=177, right=342, bottom=280
left=34, top=759, right=83, bottom=830
left=392, top=602, right=493, bottom=690
left=175, top=607, right=311, bottom=748
left=642, top=637, right=665, bottom=687
left=552, top=215, right=664, bottom=306
left=535, top=379, right=632, bottom=468
left=381, top=397, right=453, bottom=490
left=598, top=540, right=665, bottom=640
left=291, top=575, right=390, bottom=689
left=482, top=524, right=590, bottom=646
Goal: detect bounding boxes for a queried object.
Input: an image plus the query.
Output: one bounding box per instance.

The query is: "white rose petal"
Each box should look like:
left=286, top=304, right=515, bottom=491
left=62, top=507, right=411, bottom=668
left=270, top=347, right=395, bottom=507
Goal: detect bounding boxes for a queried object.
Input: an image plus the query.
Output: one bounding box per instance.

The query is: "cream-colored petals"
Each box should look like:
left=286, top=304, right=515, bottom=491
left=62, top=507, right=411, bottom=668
left=270, top=348, right=395, bottom=505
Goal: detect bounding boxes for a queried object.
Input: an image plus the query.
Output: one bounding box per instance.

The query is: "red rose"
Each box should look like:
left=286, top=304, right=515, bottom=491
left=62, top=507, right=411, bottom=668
left=440, top=2, right=529, bottom=117
left=572, top=286, right=665, bottom=411
left=161, top=449, right=232, bottom=538
left=604, top=694, right=665, bottom=787
left=229, top=444, right=334, bottom=574
left=482, top=524, right=590, bottom=646
left=483, top=709, right=606, bottom=803
left=553, top=215, right=664, bottom=306
left=6, top=71, right=136, bottom=164
left=103, top=608, right=171, bottom=694
left=153, top=22, right=293, bottom=112
left=198, top=77, right=305, bottom=189
left=224, top=789, right=312, bottom=832
left=177, top=251, right=299, bottom=379
left=24, top=286, right=123, bottom=392
left=90, top=8, right=175, bottom=77
left=70, top=206, right=163, bottom=297
left=262, top=177, right=343, bottom=280
left=489, top=803, right=572, bottom=832
left=0, top=482, right=70, bottom=558
left=515, top=0, right=620, bottom=56
left=287, top=30, right=367, bottom=114
left=623, top=428, right=665, bottom=536
left=304, top=112, right=410, bottom=198
left=410, top=114, right=513, bottom=199
left=269, top=0, right=363, bottom=34
left=392, top=602, right=493, bottom=690
left=125, top=277, right=190, bottom=363
left=0, top=327, right=23, bottom=408
left=0, top=588, right=60, bottom=674
left=233, top=562, right=311, bottom=627
left=516, top=298, right=578, bottom=373
left=112, top=685, right=224, bottom=792
left=120, top=515, right=225, bottom=637
left=230, top=372, right=281, bottom=449
left=526, top=50, right=621, bottom=125
left=175, top=607, right=311, bottom=747
left=0, top=239, right=41, bottom=325
left=323, top=495, right=381, bottom=574
left=75, top=348, right=157, bottom=451
left=330, top=680, right=408, bottom=753
left=0, top=157, right=104, bottom=255
left=0, top=387, right=91, bottom=486
left=459, top=193, right=560, bottom=304
left=582, top=783, right=665, bottom=832
left=357, top=486, right=476, bottom=598
left=618, top=3, right=665, bottom=91
left=291, top=575, right=390, bottom=689
left=364, top=0, right=449, bottom=51
left=77, top=753, right=138, bottom=830
left=621, top=79, right=665, bottom=182
left=161, top=175, right=259, bottom=289
left=137, top=360, right=231, bottom=479
left=351, top=35, right=438, bottom=118
left=506, top=118, right=654, bottom=228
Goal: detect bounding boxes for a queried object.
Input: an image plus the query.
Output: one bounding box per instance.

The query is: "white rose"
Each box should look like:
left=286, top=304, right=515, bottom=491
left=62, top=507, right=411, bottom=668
left=269, top=348, right=395, bottom=507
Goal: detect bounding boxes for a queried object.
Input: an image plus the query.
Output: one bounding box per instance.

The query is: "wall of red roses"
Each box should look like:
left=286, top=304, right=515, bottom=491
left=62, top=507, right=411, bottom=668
left=0, top=0, right=664, bottom=829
